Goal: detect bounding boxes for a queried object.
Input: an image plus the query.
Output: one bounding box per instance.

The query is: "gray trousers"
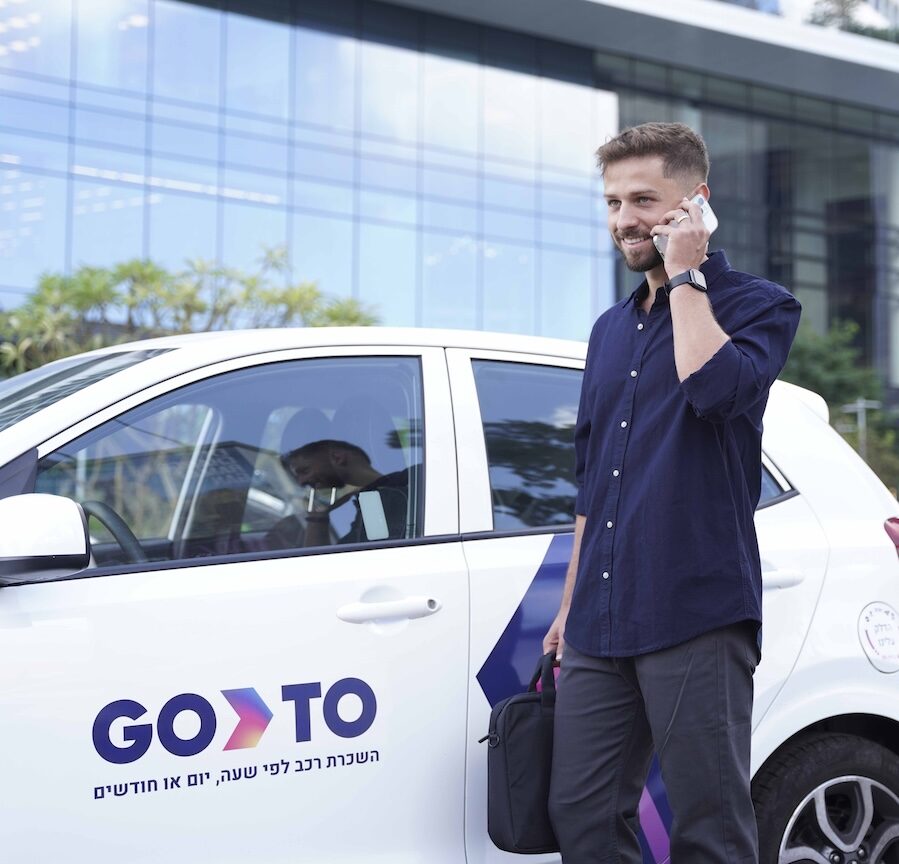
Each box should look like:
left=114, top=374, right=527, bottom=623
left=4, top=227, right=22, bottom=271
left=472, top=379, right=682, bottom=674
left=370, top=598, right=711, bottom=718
left=548, top=624, right=759, bottom=864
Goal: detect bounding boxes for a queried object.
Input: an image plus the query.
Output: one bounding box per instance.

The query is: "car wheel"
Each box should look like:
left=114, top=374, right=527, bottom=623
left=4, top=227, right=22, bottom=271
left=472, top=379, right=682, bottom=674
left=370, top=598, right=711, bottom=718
left=753, top=733, right=899, bottom=864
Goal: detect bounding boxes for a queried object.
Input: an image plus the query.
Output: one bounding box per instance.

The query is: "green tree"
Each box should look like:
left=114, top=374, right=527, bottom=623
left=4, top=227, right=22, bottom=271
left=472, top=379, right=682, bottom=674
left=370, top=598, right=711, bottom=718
left=781, top=320, right=899, bottom=494
left=780, top=320, right=880, bottom=406
left=0, top=248, right=376, bottom=374
left=807, top=0, right=899, bottom=43
left=843, top=22, right=899, bottom=42
left=808, top=0, right=861, bottom=27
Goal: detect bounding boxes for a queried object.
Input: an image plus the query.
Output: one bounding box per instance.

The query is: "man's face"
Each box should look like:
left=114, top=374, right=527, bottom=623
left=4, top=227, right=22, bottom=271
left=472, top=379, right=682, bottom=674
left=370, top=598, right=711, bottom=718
left=286, top=450, right=344, bottom=489
left=603, top=156, right=690, bottom=273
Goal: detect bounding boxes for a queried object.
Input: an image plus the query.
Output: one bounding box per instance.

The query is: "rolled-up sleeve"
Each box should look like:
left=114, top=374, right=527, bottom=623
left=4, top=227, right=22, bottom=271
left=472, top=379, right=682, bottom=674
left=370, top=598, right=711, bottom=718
left=680, top=293, right=801, bottom=422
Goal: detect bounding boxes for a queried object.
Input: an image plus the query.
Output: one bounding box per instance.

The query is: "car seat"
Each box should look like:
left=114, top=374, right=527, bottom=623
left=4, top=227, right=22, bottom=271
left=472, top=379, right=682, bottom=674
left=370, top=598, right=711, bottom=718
left=330, top=394, right=407, bottom=476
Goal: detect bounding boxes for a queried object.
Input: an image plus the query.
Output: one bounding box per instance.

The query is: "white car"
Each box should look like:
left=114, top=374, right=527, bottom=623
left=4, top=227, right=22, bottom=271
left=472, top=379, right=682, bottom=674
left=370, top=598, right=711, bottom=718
left=0, top=327, right=897, bottom=864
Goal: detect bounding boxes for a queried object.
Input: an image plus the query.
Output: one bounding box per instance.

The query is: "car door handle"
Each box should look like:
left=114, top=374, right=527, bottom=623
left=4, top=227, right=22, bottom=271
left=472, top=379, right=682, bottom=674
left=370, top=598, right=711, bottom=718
left=762, top=568, right=805, bottom=589
left=336, top=596, right=442, bottom=624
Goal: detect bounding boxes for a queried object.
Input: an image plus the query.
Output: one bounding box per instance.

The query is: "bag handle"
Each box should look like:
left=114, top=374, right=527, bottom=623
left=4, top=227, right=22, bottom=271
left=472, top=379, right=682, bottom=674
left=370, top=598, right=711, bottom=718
left=527, top=652, right=557, bottom=707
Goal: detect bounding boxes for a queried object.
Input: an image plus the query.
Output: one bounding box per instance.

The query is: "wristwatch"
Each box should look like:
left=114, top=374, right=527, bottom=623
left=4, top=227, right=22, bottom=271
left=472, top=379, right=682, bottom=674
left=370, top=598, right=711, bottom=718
left=664, top=269, right=707, bottom=295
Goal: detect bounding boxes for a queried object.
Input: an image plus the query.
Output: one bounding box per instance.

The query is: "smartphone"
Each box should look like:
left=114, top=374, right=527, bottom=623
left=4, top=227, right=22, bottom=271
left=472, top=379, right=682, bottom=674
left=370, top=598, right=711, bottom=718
left=652, top=194, right=718, bottom=257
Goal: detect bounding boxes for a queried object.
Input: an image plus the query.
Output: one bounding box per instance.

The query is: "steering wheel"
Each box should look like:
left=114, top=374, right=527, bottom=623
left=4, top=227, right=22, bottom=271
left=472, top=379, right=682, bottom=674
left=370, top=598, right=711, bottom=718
left=81, top=500, right=148, bottom=563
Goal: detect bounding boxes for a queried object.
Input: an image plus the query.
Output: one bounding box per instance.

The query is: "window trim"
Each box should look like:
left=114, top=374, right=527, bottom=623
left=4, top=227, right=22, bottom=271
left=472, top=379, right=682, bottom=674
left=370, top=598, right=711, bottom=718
left=1, top=532, right=467, bottom=587
left=758, top=451, right=798, bottom=510
left=756, top=488, right=799, bottom=511
left=761, top=451, right=790, bottom=492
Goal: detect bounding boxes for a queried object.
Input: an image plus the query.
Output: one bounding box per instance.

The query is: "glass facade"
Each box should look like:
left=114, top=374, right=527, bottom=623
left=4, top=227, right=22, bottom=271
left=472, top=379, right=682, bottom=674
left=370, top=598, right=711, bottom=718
left=1, top=0, right=899, bottom=381
left=0, top=0, right=619, bottom=341
left=608, top=59, right=899, bottom=386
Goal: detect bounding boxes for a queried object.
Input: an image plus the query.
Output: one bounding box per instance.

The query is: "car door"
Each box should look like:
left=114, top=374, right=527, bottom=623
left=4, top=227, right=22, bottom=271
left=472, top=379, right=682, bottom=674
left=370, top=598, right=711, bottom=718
left=450, top=347, right=827, bottom=864
left=752, top=456, right=829, bottom=724
left=448, top=347, right=581, bottom=864
left=0, top=346, right=468, bottom=864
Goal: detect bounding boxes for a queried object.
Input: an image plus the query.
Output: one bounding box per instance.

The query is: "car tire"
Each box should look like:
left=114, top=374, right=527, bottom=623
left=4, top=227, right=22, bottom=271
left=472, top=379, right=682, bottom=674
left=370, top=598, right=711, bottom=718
left=752, top=732, right=899, bottom=863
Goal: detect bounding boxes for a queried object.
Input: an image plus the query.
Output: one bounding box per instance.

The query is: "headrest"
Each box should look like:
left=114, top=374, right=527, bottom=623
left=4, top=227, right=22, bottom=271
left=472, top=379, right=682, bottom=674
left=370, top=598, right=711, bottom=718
left=280, top=407, right=332, bottom=457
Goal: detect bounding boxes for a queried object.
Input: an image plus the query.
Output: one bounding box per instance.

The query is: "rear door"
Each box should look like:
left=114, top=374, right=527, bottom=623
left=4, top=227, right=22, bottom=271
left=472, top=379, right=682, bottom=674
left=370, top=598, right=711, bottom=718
left=0, top=346, right=469, bottom=863
left=752, top=456, right=829, bottom=723
left=449, top=348, right=581, bottom=864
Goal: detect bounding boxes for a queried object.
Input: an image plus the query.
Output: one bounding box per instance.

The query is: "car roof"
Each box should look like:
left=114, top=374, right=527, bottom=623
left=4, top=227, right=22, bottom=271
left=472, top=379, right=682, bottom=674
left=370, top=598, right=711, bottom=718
left=79, top=327, right=589, bottom=361
left=768, top=379, right=829, bottom=423
left=0, top=327, right=834, bottom=480
left=0, top=328, right=587, bottom=458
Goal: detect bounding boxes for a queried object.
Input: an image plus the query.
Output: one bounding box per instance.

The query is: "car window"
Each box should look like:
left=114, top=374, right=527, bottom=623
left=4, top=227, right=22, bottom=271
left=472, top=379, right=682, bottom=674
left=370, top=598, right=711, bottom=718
left=35, top=356, right=424, bottom=568
left=759, top=463, right=787, bottom=506
left=0, top=349, right=170, bottom=433
left=472, top=360, right=581, bottom=532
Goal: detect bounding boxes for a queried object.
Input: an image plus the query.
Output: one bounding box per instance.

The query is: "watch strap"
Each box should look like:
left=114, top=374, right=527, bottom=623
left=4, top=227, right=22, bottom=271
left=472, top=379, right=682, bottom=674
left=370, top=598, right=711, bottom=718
left=665, top=269, right=707, bottom=295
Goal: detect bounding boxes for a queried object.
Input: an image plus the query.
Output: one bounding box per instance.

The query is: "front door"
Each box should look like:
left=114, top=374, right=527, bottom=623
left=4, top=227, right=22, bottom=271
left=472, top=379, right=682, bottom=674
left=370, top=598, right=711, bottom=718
left=0, top=347, right=468, bottom=863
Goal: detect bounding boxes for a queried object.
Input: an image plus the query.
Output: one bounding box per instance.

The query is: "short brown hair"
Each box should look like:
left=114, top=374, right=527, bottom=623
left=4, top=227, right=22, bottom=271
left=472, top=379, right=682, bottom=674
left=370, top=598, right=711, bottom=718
left=596, top=122, right=709, bottom=183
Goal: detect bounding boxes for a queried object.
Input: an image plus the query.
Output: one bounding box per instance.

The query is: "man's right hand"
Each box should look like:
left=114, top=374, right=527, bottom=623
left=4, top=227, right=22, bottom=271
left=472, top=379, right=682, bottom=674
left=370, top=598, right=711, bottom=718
left=543, top=607, right=569, bottom=660
left=544, top=514, right=584, bottom=661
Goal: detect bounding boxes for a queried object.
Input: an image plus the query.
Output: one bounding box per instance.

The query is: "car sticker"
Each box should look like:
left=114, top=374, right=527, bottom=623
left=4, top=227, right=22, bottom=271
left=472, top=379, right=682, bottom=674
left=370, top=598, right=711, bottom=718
left=477, top=532, right=672, bottom=863
left=858, top=602, right=899, bottom=673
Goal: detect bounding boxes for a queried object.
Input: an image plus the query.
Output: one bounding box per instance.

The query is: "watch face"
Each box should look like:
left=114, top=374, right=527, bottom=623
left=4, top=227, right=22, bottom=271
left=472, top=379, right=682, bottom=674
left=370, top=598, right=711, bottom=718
left=690, top=269, right=707, bottom=289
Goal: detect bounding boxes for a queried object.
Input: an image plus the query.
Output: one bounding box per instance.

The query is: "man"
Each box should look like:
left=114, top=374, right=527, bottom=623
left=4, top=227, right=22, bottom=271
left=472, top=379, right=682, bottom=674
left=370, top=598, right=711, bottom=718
left=274, top=438, right=412, bottom=547
left=544, top=122, right=801, bottom=863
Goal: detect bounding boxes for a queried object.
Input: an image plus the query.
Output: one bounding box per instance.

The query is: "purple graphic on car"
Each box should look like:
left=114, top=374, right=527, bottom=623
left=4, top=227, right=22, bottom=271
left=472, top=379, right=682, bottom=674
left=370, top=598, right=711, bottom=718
left=477, top=533, right=671, bottom=863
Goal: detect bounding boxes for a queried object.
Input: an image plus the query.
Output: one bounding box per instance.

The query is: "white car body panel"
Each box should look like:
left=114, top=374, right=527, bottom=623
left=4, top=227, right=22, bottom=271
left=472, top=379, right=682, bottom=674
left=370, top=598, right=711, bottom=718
left=1, top=546, right=470, bottom=861
left=462, top=533, right=562, bottom=864
left=754, top=493, right=830, bottom=723
left=752, top=381, right=899, bottom=771
left=0, top=327, right=896, bottom=863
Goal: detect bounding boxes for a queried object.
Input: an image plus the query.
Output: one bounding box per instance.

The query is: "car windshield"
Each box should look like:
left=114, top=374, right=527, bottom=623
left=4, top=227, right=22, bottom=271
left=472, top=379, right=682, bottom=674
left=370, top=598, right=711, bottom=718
left=0, top=349, right=171, bottom=433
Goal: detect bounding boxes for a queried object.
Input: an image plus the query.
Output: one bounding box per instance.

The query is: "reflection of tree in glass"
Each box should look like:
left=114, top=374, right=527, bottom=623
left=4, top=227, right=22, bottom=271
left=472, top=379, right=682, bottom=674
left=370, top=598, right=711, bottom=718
left=482, top=419, right=576, bottom=528
left=387, top=418, right=422, bottom=452
left=37, top=404, right=214, bottom=548
left=84, top=408, right=211, bottom=541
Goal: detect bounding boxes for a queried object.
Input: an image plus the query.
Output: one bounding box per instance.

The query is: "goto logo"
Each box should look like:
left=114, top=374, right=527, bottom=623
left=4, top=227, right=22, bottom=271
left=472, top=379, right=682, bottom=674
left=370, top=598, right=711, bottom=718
left=92, top=678, right=377, bottom=765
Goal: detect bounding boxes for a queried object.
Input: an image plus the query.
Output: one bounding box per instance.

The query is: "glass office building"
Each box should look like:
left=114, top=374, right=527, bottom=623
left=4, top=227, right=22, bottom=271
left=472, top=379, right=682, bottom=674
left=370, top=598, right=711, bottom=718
left=1, top=0, right=899, bottom=387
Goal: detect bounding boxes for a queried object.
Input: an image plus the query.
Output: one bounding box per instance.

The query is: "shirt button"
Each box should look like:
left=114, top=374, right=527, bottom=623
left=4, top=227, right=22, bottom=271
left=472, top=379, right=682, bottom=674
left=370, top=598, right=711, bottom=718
left=602, top=571, right=610, bottom=580
left=637, top=323, right=644, bottom=331
left=612, top=469, right=620, bottom=477
left=630, top=370, right=638, bottom=378
left=620, top=420, right=628, bottom=428
left=606, top=521, right=613, bottom=528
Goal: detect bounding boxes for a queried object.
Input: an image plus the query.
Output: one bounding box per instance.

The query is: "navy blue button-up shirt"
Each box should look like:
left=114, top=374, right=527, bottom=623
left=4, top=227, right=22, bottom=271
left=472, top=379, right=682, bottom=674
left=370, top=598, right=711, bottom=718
left=564, top=251, right=801, bottom=658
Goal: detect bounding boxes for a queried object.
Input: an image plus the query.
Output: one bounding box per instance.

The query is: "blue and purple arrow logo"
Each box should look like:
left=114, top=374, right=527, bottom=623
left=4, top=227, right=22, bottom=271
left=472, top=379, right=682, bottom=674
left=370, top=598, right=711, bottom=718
left=221, top=688, right=273, bottom=750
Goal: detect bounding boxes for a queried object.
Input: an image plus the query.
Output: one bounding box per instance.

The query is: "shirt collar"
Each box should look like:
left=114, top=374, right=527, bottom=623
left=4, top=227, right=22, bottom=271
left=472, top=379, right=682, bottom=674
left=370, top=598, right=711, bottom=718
left=623, top=249, right=732, bottom=309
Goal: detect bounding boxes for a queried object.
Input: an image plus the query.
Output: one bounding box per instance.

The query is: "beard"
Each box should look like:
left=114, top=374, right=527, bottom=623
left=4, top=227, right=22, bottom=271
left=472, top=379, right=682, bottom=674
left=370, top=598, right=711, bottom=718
left=615, top=233, right=664, bottom=273
left=315, top=472, right=345, bottom=489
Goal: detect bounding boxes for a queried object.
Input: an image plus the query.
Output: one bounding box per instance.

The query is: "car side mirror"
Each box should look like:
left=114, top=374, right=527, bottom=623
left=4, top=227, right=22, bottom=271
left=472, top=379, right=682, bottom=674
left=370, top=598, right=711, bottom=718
left=0, top=494, right=90, bottom=586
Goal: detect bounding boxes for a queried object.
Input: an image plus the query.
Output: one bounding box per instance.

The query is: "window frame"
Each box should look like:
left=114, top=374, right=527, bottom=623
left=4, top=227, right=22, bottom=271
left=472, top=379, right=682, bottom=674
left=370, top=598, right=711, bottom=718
left=446, top=347, right=584, bottom=535
left=32, top=345, right=457, bottom=576
left=758, top=451, right=798, bottom=510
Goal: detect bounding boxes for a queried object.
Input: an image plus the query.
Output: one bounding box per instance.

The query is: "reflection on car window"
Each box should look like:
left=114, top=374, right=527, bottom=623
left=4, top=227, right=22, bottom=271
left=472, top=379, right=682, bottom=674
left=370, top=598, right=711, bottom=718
left=473, top=360, right=581, bottom=531
left=35, top=356, right=424, bottom=569
left=38, top=403, right=215, bottom=551
left=0, top=350, right=170, bottom=433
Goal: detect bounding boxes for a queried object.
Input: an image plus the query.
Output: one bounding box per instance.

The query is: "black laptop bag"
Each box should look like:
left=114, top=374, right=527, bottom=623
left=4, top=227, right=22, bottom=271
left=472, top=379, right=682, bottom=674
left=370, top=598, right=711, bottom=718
left=480, top=652, right=559, bottom=854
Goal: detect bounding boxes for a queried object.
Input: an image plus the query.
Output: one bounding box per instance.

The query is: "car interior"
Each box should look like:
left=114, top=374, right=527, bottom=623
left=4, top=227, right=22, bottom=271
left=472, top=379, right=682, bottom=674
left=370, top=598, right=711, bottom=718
left=32, top=357, right=424, bottom=568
